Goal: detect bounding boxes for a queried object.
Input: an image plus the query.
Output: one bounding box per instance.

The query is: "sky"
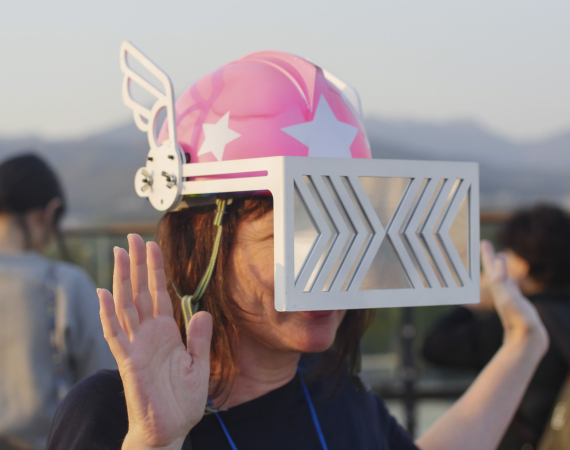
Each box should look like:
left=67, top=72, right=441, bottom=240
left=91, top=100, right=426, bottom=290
left=1, top=0, right=569, bottom=142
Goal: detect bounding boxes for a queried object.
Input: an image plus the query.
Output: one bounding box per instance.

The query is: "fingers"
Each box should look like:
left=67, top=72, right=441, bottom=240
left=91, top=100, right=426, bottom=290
left=496, top=252, right=508, bottom=273
left=128, top=234, right=154, bottom=322
left=481, top=240, right=507, bottom=281
left=146, top=241, right=174, bottom=317
left=98, top=288, right=131, bottom=362
left=480, top=240, right=496, bottom=277
left=186, top=311, right=213, bottom=370
left=113, top=247, right=141, bottom=336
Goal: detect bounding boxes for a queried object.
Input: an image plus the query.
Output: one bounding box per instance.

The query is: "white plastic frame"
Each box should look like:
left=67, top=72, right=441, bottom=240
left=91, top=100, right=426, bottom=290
left=120, top=41, right=184, bottom=211
left=179, top=157, right=480, bottom=311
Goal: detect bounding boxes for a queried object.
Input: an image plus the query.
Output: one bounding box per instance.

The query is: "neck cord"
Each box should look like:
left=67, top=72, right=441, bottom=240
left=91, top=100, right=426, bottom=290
left=207, top=368, right=328, bottom=450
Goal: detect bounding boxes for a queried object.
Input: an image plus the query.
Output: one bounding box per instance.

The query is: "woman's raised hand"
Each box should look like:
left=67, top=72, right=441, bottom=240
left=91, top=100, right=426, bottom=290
left=416, top=243, right=549, bottom=450
left=97, top=234, right=212, bottom=450
left=481, top=240, right=548, bottom=350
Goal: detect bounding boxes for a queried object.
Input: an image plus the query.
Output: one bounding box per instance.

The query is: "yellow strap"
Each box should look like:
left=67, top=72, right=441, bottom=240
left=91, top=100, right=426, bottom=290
left=176, top=198, right=228, bottom=331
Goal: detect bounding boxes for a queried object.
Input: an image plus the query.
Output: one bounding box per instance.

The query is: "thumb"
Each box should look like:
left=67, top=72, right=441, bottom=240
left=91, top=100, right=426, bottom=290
left=186, top=311, right=213, bottom=368
left=480, top=240, right=497, bottom=279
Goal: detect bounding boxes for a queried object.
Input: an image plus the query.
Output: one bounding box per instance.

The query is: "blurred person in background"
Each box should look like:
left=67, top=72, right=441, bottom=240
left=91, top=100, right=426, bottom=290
left=0, top=153, right=116, bottom=450
left=423, top=204, right=570, bottom=450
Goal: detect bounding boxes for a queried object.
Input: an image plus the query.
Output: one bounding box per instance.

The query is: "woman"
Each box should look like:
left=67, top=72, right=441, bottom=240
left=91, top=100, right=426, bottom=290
left=48, top=211, right=548, bottom=449
left=48, top=50, right=549, bottom=450
left=423, top=204, right=570, bottom=449
left=0, top=153, right=116, bottom=450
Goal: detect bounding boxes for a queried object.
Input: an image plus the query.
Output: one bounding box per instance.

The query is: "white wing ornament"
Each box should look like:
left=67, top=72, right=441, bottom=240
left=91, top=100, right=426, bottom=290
left=120, top=41, right=184, bottom=211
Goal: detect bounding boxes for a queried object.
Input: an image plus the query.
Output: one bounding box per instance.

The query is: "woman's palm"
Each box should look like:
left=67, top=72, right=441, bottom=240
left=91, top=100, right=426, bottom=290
left=481, top=240, right=548, bottom=344
left=98, top=234, right=212, bottom=448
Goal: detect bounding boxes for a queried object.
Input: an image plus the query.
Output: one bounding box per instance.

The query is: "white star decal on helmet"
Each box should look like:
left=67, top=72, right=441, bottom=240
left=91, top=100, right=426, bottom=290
left=198, top=112, right=241, bottom=161
left=281, top=95, right=358, bottom=158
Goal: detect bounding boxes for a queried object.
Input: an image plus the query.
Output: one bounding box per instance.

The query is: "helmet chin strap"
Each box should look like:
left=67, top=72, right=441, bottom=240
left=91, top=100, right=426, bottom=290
left=172, top=198, right=230, bottom=332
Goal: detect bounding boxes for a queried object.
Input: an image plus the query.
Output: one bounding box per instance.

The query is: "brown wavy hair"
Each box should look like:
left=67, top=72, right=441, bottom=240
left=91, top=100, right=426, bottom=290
left=156, top=196, right=374, bottom=399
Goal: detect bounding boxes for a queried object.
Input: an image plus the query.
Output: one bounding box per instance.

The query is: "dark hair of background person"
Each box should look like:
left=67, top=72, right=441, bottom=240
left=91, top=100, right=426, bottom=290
left=0, top=152, right=69, bottom=260
left=498, top=204, right=570, bottom=289
left=156, top=197, right=375, bottom=399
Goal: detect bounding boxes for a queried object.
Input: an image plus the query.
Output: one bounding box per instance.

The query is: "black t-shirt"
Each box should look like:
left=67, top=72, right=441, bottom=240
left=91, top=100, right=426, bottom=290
left=47, top=369, right=418, bottom=450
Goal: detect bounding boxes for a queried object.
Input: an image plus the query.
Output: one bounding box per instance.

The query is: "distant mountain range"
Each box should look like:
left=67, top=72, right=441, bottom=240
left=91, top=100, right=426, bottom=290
left=0, top=119, right=568, bottom=225
left=366, top=118, right=570, bottom=213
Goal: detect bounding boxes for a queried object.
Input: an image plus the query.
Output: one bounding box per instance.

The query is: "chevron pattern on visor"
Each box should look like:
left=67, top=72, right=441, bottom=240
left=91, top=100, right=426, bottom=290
left=293, top=175, right=471, bottom=293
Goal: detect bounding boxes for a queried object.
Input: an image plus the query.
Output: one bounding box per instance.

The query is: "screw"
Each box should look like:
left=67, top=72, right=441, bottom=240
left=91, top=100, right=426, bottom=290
left=168, top=155, right=174, bottom=160
left=140, top=169, right=152, bottom=192
left=161, top=171, right=176, bottom=189
left=147, top=157, right=153, bottom=161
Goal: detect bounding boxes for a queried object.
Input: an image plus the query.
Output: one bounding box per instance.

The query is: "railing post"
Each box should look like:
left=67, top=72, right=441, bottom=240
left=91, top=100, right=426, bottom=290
left=401, top=307, right=418, bottom=437
left=96, top=234, right=112, bottom=290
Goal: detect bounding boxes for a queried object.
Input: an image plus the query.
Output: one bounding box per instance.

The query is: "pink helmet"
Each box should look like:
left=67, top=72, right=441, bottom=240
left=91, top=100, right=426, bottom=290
left=159, top=51, right=371, bottom=164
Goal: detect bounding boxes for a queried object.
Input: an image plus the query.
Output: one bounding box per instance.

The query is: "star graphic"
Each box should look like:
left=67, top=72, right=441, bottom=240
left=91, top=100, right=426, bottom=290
left=197, top=112, right=241, bottom=161
left=282, top=95, right=358, bottom=158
